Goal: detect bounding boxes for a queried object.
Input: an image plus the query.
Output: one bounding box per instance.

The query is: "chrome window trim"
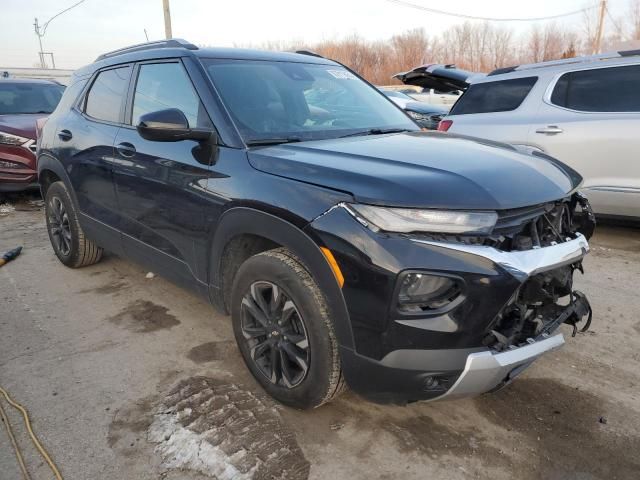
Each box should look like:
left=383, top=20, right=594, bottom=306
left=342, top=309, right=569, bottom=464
left=542, top=61, right=640, bottom=115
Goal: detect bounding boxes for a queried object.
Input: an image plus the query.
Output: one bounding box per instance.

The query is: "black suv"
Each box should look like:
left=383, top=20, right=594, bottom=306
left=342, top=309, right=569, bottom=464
left=38, top=39, right=595, bottom=408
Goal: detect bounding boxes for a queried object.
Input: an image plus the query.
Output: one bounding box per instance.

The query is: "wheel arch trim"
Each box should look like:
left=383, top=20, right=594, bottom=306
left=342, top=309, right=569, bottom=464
left=208, top=206, right=355, bottom=349
left=37, top=153, right=80, bottom=208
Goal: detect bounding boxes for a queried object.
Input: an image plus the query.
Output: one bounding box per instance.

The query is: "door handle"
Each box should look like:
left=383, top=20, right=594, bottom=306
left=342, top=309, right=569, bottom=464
left=116, top=142, right=136, bottom=158
left=535, top=126, right=563, bottom=135
left=58, top=129, right=73, bottom=141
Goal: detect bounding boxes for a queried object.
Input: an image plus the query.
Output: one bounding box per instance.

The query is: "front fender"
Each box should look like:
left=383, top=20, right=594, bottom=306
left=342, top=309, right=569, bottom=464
left=207, top=206, right=355, bottom=350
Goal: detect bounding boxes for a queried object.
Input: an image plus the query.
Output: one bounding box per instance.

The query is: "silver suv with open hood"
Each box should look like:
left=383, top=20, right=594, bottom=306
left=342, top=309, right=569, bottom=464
left=397, top=52, right=640, bottom=219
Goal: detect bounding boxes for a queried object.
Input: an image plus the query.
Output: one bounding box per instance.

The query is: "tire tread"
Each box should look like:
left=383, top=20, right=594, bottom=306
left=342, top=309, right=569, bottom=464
left=258, top=247, right=346, bottom=407
left=46, top=181, right=103, bottom=268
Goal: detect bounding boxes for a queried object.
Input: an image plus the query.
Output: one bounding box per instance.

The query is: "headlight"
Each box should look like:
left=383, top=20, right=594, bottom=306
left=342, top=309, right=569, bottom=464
left=406, top=110, right=426, bottom=121
left=349, top=204, right=498, bottom=235
left=397, top=272, right=461, bottom=313
left=0, top=132, right=30, bottom=146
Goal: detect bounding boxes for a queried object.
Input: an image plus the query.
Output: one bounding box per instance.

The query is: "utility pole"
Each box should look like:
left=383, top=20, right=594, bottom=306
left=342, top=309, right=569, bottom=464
left=33, top=1, right=87, bottom=69
left=34, top=18, right=47, bottom=68
left=593, top=0, right=607, bottom=54
left=162, top=0, right=173, bottom=39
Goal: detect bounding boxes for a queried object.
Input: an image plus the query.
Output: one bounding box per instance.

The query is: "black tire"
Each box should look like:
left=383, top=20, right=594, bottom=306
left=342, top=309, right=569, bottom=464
left=231, top=248, right=345, bottom=409
left=44, top=181, right=103, bottom=268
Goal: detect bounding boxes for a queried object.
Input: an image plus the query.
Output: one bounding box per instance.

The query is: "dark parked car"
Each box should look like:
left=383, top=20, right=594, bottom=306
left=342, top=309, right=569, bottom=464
left=379, top=88, right=448, bottom=129
left=0, top=79, right=64, bottom=192
left=38, top=40, right=595, bottom=409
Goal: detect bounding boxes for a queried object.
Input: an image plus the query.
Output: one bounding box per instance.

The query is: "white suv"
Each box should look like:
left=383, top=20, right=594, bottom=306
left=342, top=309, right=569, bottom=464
left=399, top=54, right=640, bottom=219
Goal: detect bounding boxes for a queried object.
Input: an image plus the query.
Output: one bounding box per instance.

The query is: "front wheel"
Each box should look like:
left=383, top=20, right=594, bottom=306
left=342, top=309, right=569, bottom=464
left=44, top=181, right=103, bottom=268
left=230, top=248, right=345, bottom=409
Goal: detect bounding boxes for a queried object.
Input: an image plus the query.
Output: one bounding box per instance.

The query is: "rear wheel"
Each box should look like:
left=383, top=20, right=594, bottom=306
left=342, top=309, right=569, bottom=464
left=45, top=181, right=103, bottom=268
left=231, top=248, right=345, bottom=409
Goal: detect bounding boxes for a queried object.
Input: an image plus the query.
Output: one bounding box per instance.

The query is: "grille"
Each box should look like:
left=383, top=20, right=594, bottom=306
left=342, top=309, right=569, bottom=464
left=493, top=203, right=551, bottom=236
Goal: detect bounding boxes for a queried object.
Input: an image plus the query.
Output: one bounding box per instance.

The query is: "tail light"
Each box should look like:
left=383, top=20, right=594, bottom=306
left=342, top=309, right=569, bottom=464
left=437, top=119, right=453, bottom=132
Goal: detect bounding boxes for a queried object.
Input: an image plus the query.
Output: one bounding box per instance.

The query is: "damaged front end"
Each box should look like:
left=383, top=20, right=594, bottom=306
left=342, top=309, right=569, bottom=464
left=308, top=191, right=596, bottom=403
left=412, top=192, right=596, bottom=351
left=481, top=193, right=595, bottom=351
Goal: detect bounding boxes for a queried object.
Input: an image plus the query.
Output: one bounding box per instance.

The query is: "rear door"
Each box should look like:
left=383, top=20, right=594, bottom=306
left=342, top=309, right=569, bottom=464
left=531, top=64, right=640, bottom=217
left=60, top=64, right=131, bottom=242
left=112, top=59, right=216, bottom=288
left=446, top=76, right=539, bottom=145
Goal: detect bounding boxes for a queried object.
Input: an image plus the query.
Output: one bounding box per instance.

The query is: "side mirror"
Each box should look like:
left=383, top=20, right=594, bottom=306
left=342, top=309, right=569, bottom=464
left=136, top=108, right=216, bottom=143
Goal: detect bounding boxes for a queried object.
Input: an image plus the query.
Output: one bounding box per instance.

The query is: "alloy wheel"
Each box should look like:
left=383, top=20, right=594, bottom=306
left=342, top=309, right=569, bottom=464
left=240, top=281, right=310, bottom=388
left=48, top=196, right=71, bottom=256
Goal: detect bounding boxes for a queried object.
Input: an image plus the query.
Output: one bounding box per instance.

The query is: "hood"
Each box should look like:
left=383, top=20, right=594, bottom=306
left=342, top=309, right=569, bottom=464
left=0, top=114, right=46, bottom=139
left=248, top=132, right=582, bottom=210
left=394, top=64, right=483, bottom=93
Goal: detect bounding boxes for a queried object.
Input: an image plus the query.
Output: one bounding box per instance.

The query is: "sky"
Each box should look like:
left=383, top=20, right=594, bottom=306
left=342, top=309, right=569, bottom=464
left=0, top=0, right=627, bottom=70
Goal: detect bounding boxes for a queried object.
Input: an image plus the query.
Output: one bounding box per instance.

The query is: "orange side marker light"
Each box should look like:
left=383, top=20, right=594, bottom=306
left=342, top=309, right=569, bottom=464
left=320, top=247, right=345, bottom=288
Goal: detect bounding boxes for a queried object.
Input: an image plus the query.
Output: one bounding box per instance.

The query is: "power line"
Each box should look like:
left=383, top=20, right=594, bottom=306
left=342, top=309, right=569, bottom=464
left=39, top=0, right=88, bottom=36
left=34, top=0, right=89, bottom=68
left=385, top=0, right=597, bottom=22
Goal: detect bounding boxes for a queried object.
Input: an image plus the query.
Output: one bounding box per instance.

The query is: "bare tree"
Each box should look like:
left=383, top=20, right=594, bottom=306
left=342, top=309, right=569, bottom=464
left=244, top=14, right=626, bottom=84
left=527, top=23, right=579, bottom=63
left=391, top=28, right=431, bottom=66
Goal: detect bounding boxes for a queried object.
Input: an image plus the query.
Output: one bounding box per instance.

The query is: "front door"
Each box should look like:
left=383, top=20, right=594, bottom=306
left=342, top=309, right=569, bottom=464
left=112, top=60, right=216, bottom=289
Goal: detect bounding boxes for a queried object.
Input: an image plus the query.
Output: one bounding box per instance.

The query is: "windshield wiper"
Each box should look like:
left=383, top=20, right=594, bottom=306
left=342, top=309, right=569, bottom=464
left=338, top=128, right=413, bottom=139
left=246, top=137, right=302, bottom=147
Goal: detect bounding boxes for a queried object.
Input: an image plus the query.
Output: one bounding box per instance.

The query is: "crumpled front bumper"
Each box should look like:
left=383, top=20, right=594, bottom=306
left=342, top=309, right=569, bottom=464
left=309, top=204, right=592, bottom=403
left=412, top=233, right=589, bottom=401
left=434, top=333, right=565, bottom=401
left=411, top=232, right=590, bottom=282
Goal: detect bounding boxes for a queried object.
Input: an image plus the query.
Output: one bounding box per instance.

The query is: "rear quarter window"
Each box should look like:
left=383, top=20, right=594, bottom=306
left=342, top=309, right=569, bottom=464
left=550, top=64, right=640, bottom=112
left=450, top=77, right=538, bottom=115
left=84, top=65, right=131, bottom=123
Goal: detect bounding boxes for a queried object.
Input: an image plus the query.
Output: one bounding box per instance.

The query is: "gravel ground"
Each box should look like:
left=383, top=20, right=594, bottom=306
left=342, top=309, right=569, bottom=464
left=1, top=195, right=639, bottom=480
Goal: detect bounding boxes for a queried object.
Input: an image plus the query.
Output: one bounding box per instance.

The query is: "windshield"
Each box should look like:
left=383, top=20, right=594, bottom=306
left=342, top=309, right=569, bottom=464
left=0, top=82, right=65, bottom=115
left=204, top=59, right=417, bottom=143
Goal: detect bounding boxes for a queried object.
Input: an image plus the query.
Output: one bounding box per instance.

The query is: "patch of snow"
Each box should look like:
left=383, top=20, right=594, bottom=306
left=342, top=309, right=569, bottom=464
left=0, top=203, right=15, bottom=215
left=149, top=412, right=256, bottom=480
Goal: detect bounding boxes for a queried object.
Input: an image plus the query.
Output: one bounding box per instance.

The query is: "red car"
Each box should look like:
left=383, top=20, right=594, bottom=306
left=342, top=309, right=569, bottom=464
left=0, top=79, right=64, bottom=192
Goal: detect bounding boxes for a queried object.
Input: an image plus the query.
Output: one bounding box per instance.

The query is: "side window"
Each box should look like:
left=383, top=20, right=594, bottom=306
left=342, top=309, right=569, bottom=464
left=550, top=65, right=640, bottom=112
left=449, top=77, right=538, bottom=115
left=131, top=62, right=211, bottom=128
left=84, top=66, right=131, bottom=122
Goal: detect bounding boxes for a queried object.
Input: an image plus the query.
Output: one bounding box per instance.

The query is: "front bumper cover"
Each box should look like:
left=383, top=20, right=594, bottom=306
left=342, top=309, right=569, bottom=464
left=435, top=333, right=564, bottom=401
left=411, top=233, right=590, bottom=282
left=309, top=204, right=592, bottom=404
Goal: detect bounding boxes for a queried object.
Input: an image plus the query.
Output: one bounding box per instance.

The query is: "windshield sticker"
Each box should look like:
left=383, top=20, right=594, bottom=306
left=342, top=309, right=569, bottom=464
left=327, top=69, right=357, bottom=80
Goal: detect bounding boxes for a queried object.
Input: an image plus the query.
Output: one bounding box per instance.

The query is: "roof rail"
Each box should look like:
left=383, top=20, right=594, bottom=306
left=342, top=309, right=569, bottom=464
left=294, top=49, right=325, bottom=59
left=487, top=66, right=518, bottom=76
left=619, top=48, right=640, bottom=57
left=95, top=38, right=198, bottom=62
left=488, top=49, right=640, bottom=75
